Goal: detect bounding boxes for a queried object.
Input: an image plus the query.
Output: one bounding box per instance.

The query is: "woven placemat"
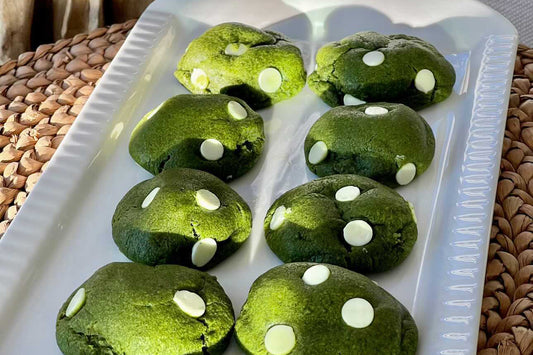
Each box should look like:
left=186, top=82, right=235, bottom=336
left=0, top=19, right=135, bottom=236
left=478, top=44, right=533, bottom=354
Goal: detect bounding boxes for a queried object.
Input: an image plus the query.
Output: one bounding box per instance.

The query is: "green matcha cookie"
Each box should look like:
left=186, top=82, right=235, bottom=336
left=56, top=262, right=234, bottom=355
left=112, top=168, right=252, bottom=268
left=264, top=175, right=417, bottom=273
left=235, top=262, right=418, bottom=355
left=175, top=23, right=306, bottom=109
left=308, top=31, right=455, bottom=109
left=129, top=94, right=264, bottom=181
left=305, top=103, right=435, bottom=187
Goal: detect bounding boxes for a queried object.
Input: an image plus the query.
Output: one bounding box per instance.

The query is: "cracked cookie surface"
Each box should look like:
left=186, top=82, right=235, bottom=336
left=264, top=175, right=417, bottom=273
left=112, top=168, right=252, bottom=268
left=129, top=94, right=264, bottom=182
left=235, top=262, right=418, bottom=355
left=175, top=23, right=306, bottom=109
left=304, top=103, right=435, bottom=187
left=56, top=262, right=234, bottom=355
left=308, top=31, right=455, bottom=109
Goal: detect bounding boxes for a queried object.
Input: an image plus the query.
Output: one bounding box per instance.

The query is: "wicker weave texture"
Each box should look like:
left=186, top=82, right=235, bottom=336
left=478, top=44, right=533, bottom=355
left=0, top=19, right=135, bottom=236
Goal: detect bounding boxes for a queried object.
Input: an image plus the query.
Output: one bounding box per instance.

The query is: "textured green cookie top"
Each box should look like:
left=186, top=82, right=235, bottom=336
left=308, top=31, right=456, bottom=109
left=112, top=168, right=252, bottom=268
left=235, top=262, right=418, bottom=355
left=129, top=94, right=264, bottom=181
left=264, top=175, right=417, bottom=273
left=56, top=262, right=234, bottom=355
left=305, top=103, right=435, bottom=187
left=175, top=23, right=306, bottom=109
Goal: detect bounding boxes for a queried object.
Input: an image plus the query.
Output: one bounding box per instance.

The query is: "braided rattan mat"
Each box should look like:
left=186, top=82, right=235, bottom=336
left=0, top=19, right=135, bottom=236
left=478, top=44, right=533, bottom=354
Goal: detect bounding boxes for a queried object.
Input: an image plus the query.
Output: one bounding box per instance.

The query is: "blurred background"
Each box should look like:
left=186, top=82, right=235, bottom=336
left=0, top=0, right=531, bottom=63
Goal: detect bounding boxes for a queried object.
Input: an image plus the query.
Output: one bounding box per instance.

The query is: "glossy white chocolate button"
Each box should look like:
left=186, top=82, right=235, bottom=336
left=196, top=189, right=221, bottom=211
left=225, top=43, right=248, bottom=56
left=258, top=68, right=282, bottom=93
left=173, top=290, right=206, bottom=318
left=342, top=298, right=374, bottom=328
left=335, top=186, right=360, bottom=202
left=227, top=101, right=247, bottom=119
left=396, top=163, right=417, bottom=185
left=343, top=220, right=373, bottom=246
left=415, top=69, right=435, bottom=93
left=364, top=106, right=388, bottom=115
left=191, top=68, right=209, bottom=89
left=308, top=141, right=328, bottom=164
left=362, top=51, right=385, bottom=66
left=141, top=187, right=160, bottom=208
left=302, top=265, right=330, bottom=285
left=264, top=325, right=296, bottom=355
left=66, top=288, right=86, bottom=318
left=270, top=206, right=287, bottom=230
left=343, top=94, right=366, bottom=106
left=191, top=238, right=217, bottom=267
left=200, top=139, right=224, bottom=161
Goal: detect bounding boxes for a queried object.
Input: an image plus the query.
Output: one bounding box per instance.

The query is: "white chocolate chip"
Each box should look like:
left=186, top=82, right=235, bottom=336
left=342, top=298, right=374, bottom=328
left=225, top=43, right=248, bottom=56
left=308, top=141, right=328, bottom=164
left=408, top=202, right=417, bottom=223
left=141, top=187, right=160, bottom=208
left=414, top=69, right=435, bottom=94
left=258, top=68, right=282, bottom=93
left=362, top=51, right=385, bottom=66
left=191, top=68, right=209, bottom=90
left=264, top=325, right=296, bottom=355
left=200, top=139, right=224, bottom=161
left=302, top=265, right=330, bottom=285
left=364, top=106, right=389, bottom=115
left=270, top=206, right=287, bottom=230
left=191, top=238, right=217, bottom=267
left=335, top=186, right=360, bottom=202
left=227, top=101, right=248, bottom=120
left=196, top=189, right=221, bottom=211
left=173, top=290, right=206, bottom=318
left=343, top=220, right=373, bottom=246
left=65, top=288, right=86, bottom=318
left=395, top=163, right=417, bottom=186
left=343, top=94, right=366, bottom=106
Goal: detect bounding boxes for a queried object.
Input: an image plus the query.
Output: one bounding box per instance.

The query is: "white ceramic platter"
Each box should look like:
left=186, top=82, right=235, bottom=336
left=0, top=0, right=518, bottom=354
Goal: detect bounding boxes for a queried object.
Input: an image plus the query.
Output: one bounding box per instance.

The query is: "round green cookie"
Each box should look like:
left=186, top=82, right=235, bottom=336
left=56, top=262, right=234, bottom=355
left=112, top=168, right=252, bottom=268
left=308, top=31, right=455, bottom=109
left=264, top=175, right=417, bottom=273
left=304, top=103, right=435, bottom=187
left=129, top=94, right=265, bottom=181
left=235, top=262, right=418, bottom=355
left=175, top=22, right=306, bottom=109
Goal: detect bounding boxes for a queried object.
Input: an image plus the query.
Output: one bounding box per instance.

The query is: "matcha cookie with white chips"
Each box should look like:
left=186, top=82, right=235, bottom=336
left=235, top=262, right=418, bottom=355
left=56, top=262, right=235, bottom=355
left=308, top=31, right=455, bottom=109
left=112, top=168, right=252, bottom=268
left=130, top=94, right=264, bottom=181
left=175, top=23, right=306, bottom=109
left=264, top=175, right=417, bottom=273
left=305, top=103, right=435, bottom=187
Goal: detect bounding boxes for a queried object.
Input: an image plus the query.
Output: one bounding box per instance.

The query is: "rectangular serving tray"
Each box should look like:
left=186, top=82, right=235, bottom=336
left=0, top=0, right=518, bottom=354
